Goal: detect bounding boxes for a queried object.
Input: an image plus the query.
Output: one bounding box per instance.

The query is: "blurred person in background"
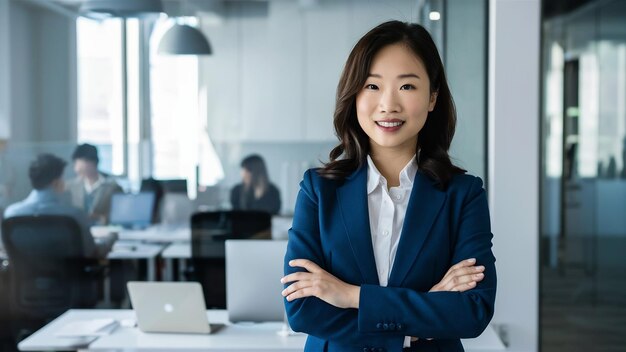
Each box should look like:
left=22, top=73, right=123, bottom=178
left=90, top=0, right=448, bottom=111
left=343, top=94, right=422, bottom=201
left=230, top=154, right=281, bottom=215
left=66, top=143, right=122, bottom=225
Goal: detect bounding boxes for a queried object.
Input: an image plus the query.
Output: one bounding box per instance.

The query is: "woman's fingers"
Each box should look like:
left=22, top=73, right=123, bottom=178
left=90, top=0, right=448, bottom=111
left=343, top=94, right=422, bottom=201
left=439, top=265, right=484, bottom=289
left=430, top=262, right=485, bottom=292
left=446, top=258, right=476, bottom=275
left=281, top=271, right=312, bottom=284
left=449, top=273, right=485, bottom=292
left=289, top=259, right=322, bottom=273
left=282, top=258, right=359, bottom=308
left=282, top=280, right=314, bottom=299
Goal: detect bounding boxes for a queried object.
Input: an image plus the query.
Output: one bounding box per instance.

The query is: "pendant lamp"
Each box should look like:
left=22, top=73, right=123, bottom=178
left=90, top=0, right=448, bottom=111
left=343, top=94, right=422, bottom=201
left=157, top=24, right=212, bottom=55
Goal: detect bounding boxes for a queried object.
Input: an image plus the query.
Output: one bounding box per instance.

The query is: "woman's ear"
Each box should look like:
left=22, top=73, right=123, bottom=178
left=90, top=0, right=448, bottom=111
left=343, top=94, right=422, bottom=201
left=428, top=91, right=438, bottom=112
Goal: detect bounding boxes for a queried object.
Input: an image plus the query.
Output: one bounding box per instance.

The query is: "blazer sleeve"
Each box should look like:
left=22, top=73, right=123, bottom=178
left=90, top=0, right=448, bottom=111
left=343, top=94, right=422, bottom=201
left=284, top=170, right=405, bottom=349
left=357, top=176, right=497, bottom=339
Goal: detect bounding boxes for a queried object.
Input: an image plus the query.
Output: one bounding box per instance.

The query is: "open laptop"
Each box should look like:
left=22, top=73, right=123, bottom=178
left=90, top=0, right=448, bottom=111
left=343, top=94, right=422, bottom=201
left=226, top=240, right=288, bottom=322
left=109, top=192, right=155, bottom=229
left=127, top=282, right=223, bottom=334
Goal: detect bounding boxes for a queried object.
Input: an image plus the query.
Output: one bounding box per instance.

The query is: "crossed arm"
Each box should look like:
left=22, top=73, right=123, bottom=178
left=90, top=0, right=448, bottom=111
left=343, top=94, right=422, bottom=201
left=282, top=173, right=496, bottom=346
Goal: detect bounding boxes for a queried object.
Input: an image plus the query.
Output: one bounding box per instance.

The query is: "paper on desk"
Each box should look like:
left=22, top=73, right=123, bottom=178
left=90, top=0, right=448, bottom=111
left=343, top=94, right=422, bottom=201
left=55, top=318, right=119, bottom=337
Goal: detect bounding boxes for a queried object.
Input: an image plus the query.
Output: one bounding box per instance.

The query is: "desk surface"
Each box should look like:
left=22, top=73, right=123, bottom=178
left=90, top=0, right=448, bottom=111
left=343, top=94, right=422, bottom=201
left=19, top=309, right=306, bottom=352
left=161, top=242, right=190, bottom=259
left=19, top=309, right=505, bottom=352
left=107, top=242, right=164, bottom=260
left=117, top=226, right=190, bottom=242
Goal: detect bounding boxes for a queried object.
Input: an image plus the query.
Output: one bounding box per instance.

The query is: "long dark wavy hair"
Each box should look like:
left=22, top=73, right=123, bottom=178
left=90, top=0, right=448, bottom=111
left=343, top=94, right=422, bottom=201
left=240, top=154, right=269, bottom=206
left=318, top=20, right=466, bottom=189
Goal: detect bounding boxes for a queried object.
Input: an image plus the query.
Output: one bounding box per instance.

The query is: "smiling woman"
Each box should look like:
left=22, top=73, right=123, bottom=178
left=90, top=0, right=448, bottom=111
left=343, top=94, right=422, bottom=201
left=282, top=20, right=496, bottom=352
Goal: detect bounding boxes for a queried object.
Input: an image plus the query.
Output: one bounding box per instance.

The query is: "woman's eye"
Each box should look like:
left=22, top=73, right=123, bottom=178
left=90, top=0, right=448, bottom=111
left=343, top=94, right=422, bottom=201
left=400, top=84, right=416, bottom=90
left=364, top=84, right=378, bottom=90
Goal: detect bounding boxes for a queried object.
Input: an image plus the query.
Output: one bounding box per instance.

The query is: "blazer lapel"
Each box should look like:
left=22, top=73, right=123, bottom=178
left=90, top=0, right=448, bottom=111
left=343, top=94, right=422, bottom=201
left=336, top=166, right=380, bottom=285
left=388, top=172, right=447, bottom=287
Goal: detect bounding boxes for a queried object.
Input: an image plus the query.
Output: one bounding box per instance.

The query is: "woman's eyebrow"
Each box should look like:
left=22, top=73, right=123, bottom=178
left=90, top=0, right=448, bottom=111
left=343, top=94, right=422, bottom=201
left=367, top=73, right=421, bottom=79
left=398, top=73, right=421, bottom=79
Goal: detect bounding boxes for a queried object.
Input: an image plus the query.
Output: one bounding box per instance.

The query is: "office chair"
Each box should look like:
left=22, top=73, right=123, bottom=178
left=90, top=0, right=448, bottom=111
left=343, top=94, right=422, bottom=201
left=185, top=210, right=272, bottom=308
left=1, top=215, right=107, bottom=331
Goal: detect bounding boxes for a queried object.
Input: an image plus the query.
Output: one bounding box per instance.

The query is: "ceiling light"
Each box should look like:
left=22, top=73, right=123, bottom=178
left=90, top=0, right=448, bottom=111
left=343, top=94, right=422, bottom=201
left=157, top=24, right=212, bottom=55
left=429, top=11, right=441, bottom=21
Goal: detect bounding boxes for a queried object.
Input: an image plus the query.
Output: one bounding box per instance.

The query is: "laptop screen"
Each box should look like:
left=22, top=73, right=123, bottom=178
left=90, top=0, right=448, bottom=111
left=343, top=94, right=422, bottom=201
left=226, top=239, right=287, bottom=322
left=109, top=192, right=155, bottom=228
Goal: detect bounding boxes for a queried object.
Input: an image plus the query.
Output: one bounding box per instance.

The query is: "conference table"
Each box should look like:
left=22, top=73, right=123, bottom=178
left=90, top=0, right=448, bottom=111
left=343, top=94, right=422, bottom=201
left=18, top=309, right=506, bottom=352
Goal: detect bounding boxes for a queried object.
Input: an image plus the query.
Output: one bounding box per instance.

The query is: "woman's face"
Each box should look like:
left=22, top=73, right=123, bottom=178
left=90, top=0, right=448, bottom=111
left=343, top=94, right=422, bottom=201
left=241, top=168, right=252, bottom=186
left=356, top=43, right=437, bottom=155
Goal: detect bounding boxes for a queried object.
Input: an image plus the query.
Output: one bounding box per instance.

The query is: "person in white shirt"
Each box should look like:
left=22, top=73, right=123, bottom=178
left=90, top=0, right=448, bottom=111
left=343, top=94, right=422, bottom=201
left=281, top=21, right=496, bottom=352
left=65, top=143, right=122, bottom=225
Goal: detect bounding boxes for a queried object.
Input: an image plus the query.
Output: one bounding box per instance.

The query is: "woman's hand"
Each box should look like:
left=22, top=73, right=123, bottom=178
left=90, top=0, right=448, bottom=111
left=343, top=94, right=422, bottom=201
left=429, top=258, right=485, bottom=292
left=281, top=259, right=360, bottom=309
left=407, top=258, right=485, bottom=343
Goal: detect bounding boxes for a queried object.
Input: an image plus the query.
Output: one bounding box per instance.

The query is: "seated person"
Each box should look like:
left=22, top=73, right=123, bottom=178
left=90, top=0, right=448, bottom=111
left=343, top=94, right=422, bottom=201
left=4, top=153, right=114, bottom=258
left=230, top=154, right=281, bottom=215
left=65, top=143, right=122, bottom=225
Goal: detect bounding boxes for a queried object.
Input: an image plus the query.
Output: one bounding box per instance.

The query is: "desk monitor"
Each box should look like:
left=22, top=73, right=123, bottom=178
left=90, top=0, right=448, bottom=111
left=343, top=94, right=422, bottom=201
left=109, top=192, right=155, bottom=229
left=225, top=239, right=287, bottom=322
left=161, top=179, right=188, bottom=194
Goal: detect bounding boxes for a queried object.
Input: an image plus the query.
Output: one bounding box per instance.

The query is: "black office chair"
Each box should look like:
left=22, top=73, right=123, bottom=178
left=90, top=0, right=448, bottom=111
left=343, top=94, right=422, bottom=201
left=1, top=215, right=106, bottom=331
left=186, top=210, right=272, bottom=308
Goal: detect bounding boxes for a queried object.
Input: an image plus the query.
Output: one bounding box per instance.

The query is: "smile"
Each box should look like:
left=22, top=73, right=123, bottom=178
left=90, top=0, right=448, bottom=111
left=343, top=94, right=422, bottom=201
left=375, top=121, right=404, bottom=127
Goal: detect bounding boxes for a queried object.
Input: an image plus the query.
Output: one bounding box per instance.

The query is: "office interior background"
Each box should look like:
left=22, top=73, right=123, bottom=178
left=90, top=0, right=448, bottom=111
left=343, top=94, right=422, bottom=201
left=0, top=0, right=623, bottom=350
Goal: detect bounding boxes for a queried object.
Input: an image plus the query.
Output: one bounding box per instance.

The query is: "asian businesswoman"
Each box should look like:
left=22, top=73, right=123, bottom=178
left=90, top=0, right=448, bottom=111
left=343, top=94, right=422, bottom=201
left=281, top=21, right=496, bottom=352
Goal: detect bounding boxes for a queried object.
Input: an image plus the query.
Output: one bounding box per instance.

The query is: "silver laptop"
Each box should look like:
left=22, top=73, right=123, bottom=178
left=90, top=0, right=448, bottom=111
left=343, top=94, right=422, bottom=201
left=127, top=281, right=223, bottom=334
left=226, top=240, right=287, bottom=322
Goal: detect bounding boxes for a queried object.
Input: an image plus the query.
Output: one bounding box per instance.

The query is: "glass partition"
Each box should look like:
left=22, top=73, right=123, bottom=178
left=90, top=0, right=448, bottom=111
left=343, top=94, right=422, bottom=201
left=541, top=0, right=626, bottom=350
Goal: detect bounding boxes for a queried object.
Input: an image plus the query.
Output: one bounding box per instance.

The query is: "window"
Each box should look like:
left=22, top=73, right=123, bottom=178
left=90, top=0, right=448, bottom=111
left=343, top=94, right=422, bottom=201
left=76, top=17, right=124, bottom=175
left=149, top=17, right=224, bottom=194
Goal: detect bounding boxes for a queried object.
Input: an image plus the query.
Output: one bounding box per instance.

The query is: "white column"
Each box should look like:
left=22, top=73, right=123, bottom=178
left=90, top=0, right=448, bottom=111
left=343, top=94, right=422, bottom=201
left=0, top=0, right=10, bottom=139
left=488, top=0, right=540, bottom=351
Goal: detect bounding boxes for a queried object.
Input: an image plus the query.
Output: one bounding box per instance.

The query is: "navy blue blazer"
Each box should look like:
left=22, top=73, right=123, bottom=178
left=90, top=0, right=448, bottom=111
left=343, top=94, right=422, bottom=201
left=284, top=165, right=496, bottom=352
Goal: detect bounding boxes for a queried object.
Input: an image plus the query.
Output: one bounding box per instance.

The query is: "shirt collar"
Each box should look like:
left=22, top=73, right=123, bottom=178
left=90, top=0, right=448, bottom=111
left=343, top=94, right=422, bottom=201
left=27, top=188, right=59, bottom=202
left=366, top=155, right=418, bottom=195
left=84, top=173, right=104, bottom=194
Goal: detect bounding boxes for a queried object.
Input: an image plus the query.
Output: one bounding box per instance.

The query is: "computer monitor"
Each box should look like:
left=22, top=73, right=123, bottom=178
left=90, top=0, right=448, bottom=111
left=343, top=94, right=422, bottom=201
left=160, top=179, right=188, bottom=194
left=225, top=239, right=287, bottom=322
left=109, top=192, right=155, bottom=229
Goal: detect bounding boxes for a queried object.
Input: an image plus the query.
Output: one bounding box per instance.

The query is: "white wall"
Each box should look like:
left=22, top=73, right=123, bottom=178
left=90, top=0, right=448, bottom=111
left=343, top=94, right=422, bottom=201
left=489, top=0, right=540, bottom=351
left=447, top=0, right=487, bottom=179
left=0, top=0, right=9, bottom=140
left=7, top=0, right=76, bottom=144
left=200, top=0, right=430, bottom=144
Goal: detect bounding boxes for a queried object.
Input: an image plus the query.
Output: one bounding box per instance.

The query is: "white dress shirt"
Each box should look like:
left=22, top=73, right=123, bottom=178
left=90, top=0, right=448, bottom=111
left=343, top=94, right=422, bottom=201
left=84, top=173, right=104, bottom=194
left=366, top=155, right=418, bottom=348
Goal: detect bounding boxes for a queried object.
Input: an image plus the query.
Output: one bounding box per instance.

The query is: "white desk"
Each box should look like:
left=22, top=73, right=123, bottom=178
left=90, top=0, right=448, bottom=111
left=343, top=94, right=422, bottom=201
left=107, top=242, right=164, bottom=281
left=18, top=309, right=306, bottom=352
left=117, top=226, right=190, bottom=243
left=19, top=309, right=505, bottom=352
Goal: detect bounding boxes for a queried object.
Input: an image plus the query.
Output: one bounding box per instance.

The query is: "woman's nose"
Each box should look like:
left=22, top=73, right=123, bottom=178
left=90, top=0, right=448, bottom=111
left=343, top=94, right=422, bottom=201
left=378, top=90, right=401, bottom=113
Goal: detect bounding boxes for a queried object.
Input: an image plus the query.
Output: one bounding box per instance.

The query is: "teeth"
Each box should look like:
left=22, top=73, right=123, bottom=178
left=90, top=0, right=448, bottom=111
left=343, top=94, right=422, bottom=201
left=376, top=121, right=403, bottom=127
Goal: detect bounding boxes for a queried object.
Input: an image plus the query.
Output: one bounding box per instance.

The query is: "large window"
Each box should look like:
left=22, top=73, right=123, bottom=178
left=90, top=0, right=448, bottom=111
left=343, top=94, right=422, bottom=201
left=149, top=17, right=224, bottom=191
left=76, top=17, right=124, bottom=175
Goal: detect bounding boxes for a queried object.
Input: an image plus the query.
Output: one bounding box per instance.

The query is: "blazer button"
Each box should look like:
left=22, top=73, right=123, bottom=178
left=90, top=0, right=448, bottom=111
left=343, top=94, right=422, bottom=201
left=376, top=323, right=383, bottom=329
left=362, top=348, right=368, bottom=352
left=383, top=323, right=389, bottom=330
left=389, top=323, right=395, bottom=330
